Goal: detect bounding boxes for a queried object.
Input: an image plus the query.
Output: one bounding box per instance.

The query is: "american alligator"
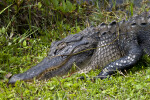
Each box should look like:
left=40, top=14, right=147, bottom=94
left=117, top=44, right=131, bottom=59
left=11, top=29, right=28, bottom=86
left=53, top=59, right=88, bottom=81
left=9, top=11, right=150, bottom=83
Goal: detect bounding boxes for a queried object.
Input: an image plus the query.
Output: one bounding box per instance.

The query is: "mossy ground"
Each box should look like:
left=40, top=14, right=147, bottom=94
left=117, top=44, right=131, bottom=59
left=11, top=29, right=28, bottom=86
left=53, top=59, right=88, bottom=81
left=0, top=0, right=150, bottom=99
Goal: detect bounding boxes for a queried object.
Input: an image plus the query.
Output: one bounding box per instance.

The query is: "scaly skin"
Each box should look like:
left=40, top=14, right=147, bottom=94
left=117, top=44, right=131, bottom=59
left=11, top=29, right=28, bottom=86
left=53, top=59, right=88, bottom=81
left=9, top=26, right=100, bottom=83
left=9, top=11, right=150, bottom=83
left=79, top=11, right=150, bottom=79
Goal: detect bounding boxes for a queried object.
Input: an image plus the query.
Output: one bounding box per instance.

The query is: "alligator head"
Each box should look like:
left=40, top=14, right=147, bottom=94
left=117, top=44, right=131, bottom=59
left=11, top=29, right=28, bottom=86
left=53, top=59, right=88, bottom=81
left=9, top=26, right=100, bottom=83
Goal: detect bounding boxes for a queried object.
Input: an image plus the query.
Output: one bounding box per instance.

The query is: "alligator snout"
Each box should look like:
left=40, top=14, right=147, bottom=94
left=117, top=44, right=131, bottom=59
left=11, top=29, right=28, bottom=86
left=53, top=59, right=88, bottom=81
left=8, top=56, right=68, bottom=83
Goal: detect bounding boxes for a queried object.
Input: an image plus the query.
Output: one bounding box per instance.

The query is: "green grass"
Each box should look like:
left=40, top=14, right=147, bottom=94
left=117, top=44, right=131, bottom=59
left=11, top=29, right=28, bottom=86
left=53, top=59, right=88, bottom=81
left=0, top=0, right=150, bottom=99
left=0, top=66, right=150, bottom=99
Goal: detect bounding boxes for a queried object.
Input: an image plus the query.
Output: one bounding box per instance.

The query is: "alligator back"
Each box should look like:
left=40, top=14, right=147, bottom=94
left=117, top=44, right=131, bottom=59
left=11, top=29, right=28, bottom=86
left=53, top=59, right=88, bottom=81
left=78, top=11, right=150, bottom=73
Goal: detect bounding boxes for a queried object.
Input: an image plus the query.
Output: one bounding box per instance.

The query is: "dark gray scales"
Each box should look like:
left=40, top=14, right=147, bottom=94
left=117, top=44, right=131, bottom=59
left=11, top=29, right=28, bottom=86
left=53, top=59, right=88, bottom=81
left=89, top=12, right=150, bottom=79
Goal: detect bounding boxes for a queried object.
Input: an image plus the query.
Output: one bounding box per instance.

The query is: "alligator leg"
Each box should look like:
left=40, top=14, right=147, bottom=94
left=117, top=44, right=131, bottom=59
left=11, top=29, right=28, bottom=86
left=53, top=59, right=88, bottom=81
left=97, top=39, right=143, bottom=79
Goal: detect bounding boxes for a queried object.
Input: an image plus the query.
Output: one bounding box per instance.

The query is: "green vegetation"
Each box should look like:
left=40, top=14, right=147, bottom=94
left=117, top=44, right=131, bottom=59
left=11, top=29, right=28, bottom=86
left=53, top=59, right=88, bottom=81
left=0, top=0, right=150, bottom=99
